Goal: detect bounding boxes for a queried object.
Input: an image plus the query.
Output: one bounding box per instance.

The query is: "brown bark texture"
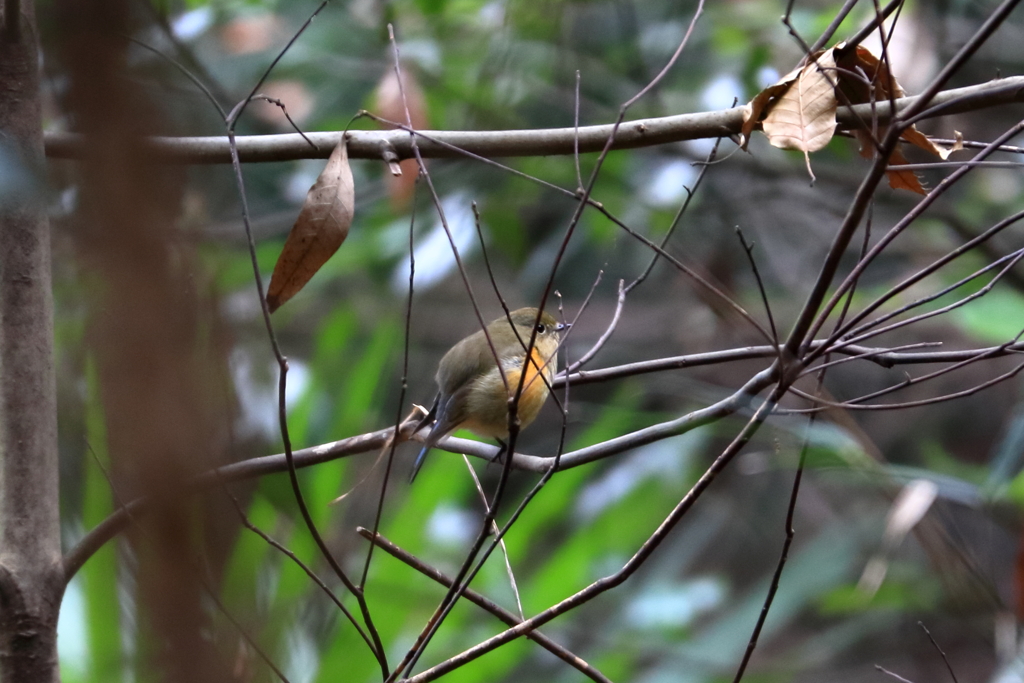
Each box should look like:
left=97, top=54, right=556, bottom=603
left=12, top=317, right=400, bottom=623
left=0, top=0, right=63, bottom=682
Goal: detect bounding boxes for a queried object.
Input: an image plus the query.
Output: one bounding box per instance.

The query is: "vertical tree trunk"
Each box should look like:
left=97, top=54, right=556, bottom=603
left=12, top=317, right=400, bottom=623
left=60, top=1, right=237, bottom=680
left=0, top=1, right=65, bottom=682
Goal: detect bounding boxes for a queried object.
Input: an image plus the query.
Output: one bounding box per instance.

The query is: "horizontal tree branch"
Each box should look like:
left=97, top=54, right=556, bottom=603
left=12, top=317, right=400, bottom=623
left=43, top=77, right=1024, bottom=164
left=62, top=339, right=1023, bottom=582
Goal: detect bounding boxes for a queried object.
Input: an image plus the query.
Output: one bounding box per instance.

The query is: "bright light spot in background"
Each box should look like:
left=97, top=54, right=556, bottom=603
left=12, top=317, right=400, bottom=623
left=575, top=433, right=702, bottom=521
left=427, top=503, right=477, bottom=547
left=56, top=186, right=78, bottom=218
left=625, top=577, right=726, bottom=629
left=701, top=74, right=743, bottom=111
left=756, top=65, right=780, bottom=88
left=478, top=0, right=505, bottom=28
left=57, top=578, right=87, bottom=678
left=286, top=629, right=318, bottom=683
left=683, top=73, right=747, bottom=157
left=643, top=159, right=698, bottom=208
left=861, top=14, right=937, bottom=93
left=640, top=21, right=687, bottom=61
left=395, top=39, right=443, bottom=74
left=285, top=161, right=323, bottom=205
left=391, top=194, right=478, bottom=292
left=980, top=168, right=1022, bottom=204
left=171, top=7, right=213, bottom=41
left=231, top=350, right=311, bottom=439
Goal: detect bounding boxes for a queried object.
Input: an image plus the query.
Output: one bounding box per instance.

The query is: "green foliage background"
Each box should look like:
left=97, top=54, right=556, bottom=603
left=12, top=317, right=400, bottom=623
left=45, top=0, right=1024, bottom=681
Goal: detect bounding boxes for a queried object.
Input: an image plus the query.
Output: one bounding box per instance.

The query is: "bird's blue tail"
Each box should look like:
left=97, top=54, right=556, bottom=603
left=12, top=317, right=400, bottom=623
left=410, top=395, right=441, bottom=483
left=409, top=444, right=431, bottom=483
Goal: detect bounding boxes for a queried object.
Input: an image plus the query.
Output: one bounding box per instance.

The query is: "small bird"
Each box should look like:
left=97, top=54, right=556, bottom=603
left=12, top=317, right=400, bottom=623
left=410, top=307, right=569, bottom=482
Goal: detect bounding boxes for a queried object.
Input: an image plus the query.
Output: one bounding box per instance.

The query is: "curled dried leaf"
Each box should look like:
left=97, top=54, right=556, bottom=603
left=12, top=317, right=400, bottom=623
left=838, top=44, right=960, bottom=178
left=835, top=43, right=905, bottom=104
left=901, top=126, right=964, bottom=160
left=744, top=42, right=962, bottom=193
left=266, top=139, right=354, bottom=312
left=762, top=50, right=839, bottom=180
left=884, top=146, right=927, bottom=195
left=740, top=64, right=802, bottom=147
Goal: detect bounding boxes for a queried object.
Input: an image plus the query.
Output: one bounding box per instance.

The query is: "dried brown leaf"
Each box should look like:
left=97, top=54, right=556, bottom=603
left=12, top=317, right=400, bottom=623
left=266, top=140, right=353, bottom=312
left=834, top=43, right=965, bottom=193
left=762, top=51, right=838, bottom=153
left=740, top=64, right=802, bottom=147
left=761, top=51, right=838, bottom=180
left=742, top=42, right=956, bottom=193
left=901, top=126, right=964, bottom=160
left=838, top=44, right=960, bottom=169
left=835, top=43, right=904, bottom=104
left=853, top=113, right=926, bottom=194
left=885, top=145, right=927, bottom=195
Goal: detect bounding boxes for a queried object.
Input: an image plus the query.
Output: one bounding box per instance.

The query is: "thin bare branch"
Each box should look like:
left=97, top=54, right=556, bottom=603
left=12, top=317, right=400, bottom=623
left=805, top=118, right=1024, bottom=353
left=566, top=279, right=624, bottom=373
left=790, top=357, right=1024, bottom=411
left=63, top=335, right=1024, bottom=581
left=735, top=227, right=779, bottom=347
left=200, top=575, right=292, bottom=683
left=226, top=0, right=330, bottom=129
left=222, top=488, right=371, bottom=649
left=462, top=456, right=523, bottom=619
left=357, top=528, right=613, bottom=683
left=841, top=248, right=1024, bottom=348
left=918, top=622, right=960, bottom=683
left=250, top=95, right=319, bottom=150
left=822, top=206, right=1024, bottom=351
left=876, top=665, right=917, bottom=683
left=405, top=371, right=780, bottom=682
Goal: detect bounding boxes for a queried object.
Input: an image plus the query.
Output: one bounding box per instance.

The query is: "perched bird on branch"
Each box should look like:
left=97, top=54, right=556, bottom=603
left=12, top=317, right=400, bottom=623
left=410, top=307, right=568, bottom=482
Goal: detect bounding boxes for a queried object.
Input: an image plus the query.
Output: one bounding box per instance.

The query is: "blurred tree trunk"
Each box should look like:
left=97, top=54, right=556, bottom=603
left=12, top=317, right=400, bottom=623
left=0, top=0, right=64, bottom=682
left=59, top=0, right=238, bottom=680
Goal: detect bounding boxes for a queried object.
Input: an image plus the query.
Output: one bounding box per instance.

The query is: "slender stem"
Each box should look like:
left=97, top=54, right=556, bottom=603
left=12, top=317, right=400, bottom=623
left=358, top=528, right=613, bottom=683
left=405, top=371, right=780, bottom=682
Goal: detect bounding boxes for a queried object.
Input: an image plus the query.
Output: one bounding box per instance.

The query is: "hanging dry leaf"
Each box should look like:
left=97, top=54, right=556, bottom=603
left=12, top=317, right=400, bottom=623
left=852, top=128, right=926, bottom=193
left=837, top=44, right=961, bottom=187
left=762, top=52, right=838, bottom=152
left=266, top=139, right=354, bottom=312
left=761, top=50, right=839, bottom=180
left=743, top=42, right=963, bottom=193
left=884, top=146, right=928, bottom=195
left=740, top=64, right=802, bottom=147
left=901, top=126, right=963, bottom=160
left=835, top=43, right=904, bottom=104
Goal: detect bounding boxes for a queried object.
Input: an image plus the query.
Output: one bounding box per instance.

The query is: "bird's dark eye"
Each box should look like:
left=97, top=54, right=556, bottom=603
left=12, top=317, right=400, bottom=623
left=536, top=323, right=547, bottom=334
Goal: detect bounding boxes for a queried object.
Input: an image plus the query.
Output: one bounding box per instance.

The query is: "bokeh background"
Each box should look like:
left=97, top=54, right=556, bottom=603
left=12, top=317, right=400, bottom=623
left=38, top=0, right=1024, bottom=681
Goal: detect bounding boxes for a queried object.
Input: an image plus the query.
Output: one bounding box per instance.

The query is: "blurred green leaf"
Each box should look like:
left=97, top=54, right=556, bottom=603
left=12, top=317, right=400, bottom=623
left=81, top=359, right=124, bottom=683
left=954, top=288, right=1024, bottom=344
